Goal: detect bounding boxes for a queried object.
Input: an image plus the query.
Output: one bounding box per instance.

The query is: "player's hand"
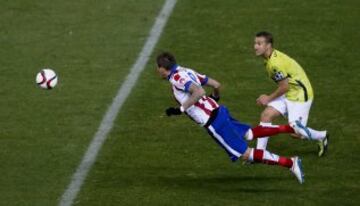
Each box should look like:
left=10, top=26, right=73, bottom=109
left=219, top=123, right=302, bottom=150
left=209, top=94, right=220, bottom=102
left=165, top=107, right=182, bottom=116
left=256, top=94, right=271, bottom=106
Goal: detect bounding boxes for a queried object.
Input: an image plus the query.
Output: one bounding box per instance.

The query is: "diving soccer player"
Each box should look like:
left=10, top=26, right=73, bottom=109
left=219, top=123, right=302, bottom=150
left=254, top=31, right=329, bottom=156
left=155, top=52, right=326, bottom=183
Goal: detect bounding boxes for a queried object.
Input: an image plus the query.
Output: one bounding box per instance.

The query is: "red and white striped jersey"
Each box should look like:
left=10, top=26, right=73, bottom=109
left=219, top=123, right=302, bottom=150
left=168, top=65, right=219, bottom=126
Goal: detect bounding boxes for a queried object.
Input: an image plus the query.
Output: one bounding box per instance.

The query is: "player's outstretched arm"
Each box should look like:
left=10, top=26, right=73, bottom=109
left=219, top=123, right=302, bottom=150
left=165, top=83, right=205, bottom=116
left=182, top=84, right=206, bottom=110
left=205, top=77, right=221, bottom=101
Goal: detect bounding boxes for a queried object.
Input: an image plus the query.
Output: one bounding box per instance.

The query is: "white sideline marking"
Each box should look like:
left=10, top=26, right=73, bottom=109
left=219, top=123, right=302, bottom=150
left=58, top=0, right=177, bottom=205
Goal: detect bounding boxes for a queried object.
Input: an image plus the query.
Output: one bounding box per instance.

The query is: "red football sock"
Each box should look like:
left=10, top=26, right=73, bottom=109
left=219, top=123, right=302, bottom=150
left=278, top=157, right=294, bottom=168
left=251, top=124, right=294, bottom=138
left=252, top=149, right=293, bottom=168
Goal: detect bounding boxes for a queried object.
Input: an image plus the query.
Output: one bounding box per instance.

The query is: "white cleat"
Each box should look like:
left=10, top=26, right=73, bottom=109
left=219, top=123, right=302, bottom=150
left=290, top=120, right=312, bottom=140
left=290, top=156, right=305, bottom=184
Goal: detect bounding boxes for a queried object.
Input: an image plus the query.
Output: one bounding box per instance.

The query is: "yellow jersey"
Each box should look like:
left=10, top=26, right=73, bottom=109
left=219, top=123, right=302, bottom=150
left=264, top=49, right=314, bottom=102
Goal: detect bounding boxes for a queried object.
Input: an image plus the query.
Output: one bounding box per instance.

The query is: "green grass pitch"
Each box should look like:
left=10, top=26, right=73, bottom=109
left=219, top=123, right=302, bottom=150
left=0, top=0, right=359, bottom=205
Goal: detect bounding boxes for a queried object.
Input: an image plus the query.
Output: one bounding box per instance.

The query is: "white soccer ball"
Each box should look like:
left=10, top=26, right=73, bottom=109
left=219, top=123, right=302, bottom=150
left=36, top=68, right=58, bottom=89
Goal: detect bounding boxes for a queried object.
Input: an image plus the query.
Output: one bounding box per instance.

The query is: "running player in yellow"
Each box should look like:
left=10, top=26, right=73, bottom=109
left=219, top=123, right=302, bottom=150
left=253, top=31, right=329, bottom=157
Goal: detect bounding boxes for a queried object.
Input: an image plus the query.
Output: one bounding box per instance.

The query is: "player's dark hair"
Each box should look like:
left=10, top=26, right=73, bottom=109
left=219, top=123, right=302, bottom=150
left=256, top=31, right=274, bottom=45
left=156, top=52, right=177, bottom=70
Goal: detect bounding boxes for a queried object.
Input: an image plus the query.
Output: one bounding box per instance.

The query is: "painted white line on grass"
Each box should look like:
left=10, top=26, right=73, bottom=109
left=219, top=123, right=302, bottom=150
left=58, top=0, right=177, bottom=205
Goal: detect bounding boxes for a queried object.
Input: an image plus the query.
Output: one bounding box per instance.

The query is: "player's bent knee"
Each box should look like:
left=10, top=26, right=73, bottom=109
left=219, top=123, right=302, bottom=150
left=242, top=155, right=248, bottom=161
left=242, top=148, right=252, bottom=161
left=260, top=107, right=280, bottom=122
left=244, top=129, right=253, bottom=141
left=261, top=112, right=274, bottom=122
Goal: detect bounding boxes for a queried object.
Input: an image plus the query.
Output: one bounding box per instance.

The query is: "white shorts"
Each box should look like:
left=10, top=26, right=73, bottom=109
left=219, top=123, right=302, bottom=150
left=267, top=95, right=313, bottom=126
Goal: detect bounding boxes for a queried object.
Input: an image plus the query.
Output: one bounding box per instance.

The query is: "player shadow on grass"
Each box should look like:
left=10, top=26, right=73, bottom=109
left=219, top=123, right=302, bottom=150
left=158, top=175, right=294, bottom=193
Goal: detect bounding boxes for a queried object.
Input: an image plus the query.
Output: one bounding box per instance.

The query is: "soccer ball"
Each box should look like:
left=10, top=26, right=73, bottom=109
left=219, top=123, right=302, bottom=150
left=36, top=68, right=58, bottom=89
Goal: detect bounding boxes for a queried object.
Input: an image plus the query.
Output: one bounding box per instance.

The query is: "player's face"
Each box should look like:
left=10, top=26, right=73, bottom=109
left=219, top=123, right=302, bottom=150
left=157, top=66, right=169, bottom=79
left=254, top=37, right=270, bottom=56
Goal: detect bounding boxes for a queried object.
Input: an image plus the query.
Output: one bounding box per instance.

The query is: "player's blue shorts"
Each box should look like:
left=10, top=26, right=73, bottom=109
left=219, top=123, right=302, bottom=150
left=205, top=105, right=251, bottom=162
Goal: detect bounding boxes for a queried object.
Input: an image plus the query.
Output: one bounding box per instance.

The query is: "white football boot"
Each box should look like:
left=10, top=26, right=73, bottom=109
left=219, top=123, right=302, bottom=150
left=290, top=120, right=312, bottom=140
left=290, top=156, right=304, bottom=184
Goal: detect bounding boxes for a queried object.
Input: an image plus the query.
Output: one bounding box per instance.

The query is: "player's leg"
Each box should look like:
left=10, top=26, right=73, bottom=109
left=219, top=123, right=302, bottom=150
left=242, top=147, right=304, bottom=184
left=226, top=114, right=304, bottom=183
left=257, top=96, right=286, bottom=150
left=229, top=111, right=294, bottom=140
left=246, top=124, right=294, bottom=140
left=206, top=107, right=303, bottom=183
left=290, top=121, right=327, bottom=140
left=286, top=99, right=328, bottom=156
left=244, top=123, right=327, bottom=141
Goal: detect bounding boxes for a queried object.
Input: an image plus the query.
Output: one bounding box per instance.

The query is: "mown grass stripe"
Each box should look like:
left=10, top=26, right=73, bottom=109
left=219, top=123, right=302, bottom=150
left=58, top=1, right=177, bottom=205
